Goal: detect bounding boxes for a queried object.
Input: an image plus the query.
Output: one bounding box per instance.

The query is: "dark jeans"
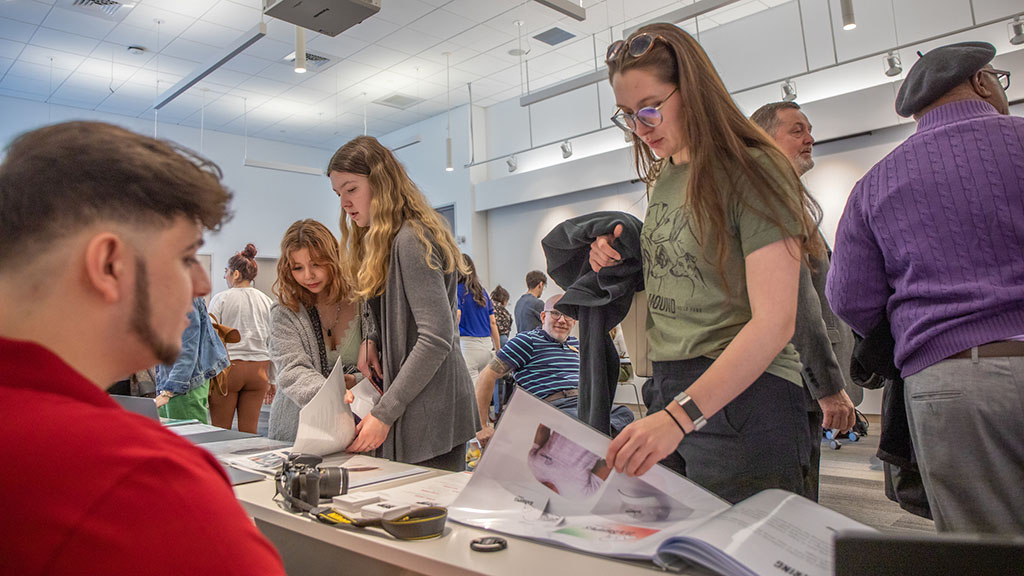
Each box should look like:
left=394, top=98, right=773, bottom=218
left=549, top=395, right=634, bottom=435
left=646, top=357, right=810, bottom=504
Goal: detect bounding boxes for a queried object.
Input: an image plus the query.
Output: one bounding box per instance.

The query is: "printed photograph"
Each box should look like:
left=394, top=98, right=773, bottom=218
left=527, top=424, right=611, bottom=500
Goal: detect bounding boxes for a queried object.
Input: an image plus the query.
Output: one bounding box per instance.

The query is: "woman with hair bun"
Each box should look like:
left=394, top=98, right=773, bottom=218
left=208, top=243, right=274, bottom=433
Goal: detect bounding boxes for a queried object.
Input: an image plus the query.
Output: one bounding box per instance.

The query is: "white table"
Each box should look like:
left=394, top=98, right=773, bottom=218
left=233, top=457, right=675, bottom=576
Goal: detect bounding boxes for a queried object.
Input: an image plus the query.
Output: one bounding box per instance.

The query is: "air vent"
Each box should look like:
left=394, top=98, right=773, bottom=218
left=65, top=0, right=132, bottom=21
left=374, top=93, right=424, bottom=110
left=533, top=27, right=575, bottom=46
left=284, top=50, right=336, bottom=71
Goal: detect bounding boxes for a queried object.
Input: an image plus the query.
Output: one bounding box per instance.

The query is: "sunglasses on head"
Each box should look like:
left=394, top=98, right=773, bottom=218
left=605, top=32, right=664, bottom=63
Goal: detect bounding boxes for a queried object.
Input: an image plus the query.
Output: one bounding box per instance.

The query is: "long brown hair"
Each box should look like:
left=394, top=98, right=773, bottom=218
left=273, top=219, right=346, bottom=312
left=607, top=23, right=824, bottom=275
left=460, top=253, right=486, bottom=307
left=327, top=135, right=466, bottom=299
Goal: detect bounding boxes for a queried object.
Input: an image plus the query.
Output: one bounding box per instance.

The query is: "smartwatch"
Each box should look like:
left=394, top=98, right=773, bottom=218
left=673, top=391, right=707, bottom=431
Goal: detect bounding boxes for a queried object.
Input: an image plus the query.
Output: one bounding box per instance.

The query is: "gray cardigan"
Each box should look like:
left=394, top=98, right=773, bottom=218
left=792, top=246, right=861, bottom=408
left=267, top=303, right=326, bottom=443
left=365, top=222, right=479, bottom=464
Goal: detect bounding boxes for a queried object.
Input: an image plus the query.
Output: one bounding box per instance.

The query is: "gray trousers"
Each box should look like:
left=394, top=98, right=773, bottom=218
left=904, top=356, right=1024, bottom=534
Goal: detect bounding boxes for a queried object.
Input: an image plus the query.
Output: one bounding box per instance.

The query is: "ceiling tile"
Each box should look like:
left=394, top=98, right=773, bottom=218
left=41, top=6, right=115, bottom=38
left=0, top=86, right=47, bottom=102
left=347, top=43, right=409, bottom=69
left=75, top=56, right=139, bottom=83
left=450, top=22, right=515, bottom=53
left=341, top=16, right=401, bottom=44
left=220, top=52, right=272, bottom=74
left=6, top=57, right=71, bottom=84
left=258, top=60, right=313, bottom=83
left=456, top=52, right=514, bottom=77
left=307, top=31, right=367, bottom=58
left=0, top=56, right=12, bottom=76
left=375, top=0, right=438, bottom=27
left=161, top=36, right=222, bottom=63
left=155, top=91, right=204, bottom=120
left=523, top=49, right=578, bottom=77
left=444, top=0, right=521, bottom=23
left=120, top=5, right=195, bottom=40
left=0, top=16, right=38, bottom=43
left=281, top=84, right=333, bottom=105
left=0, top=36, right=24, bottom=59
left=361, top=69, right=416, bottom=92
left=181, top=19, right=251, bottom=49
left=29, top=26, right=99, bottom=55
left=138, top=53, right=200, bottom=77
left=263, top=16, right=321, bottom=44
left=145, top=0, right=218, bottom=19
left=407, top=8, right=477, bottom=40
left=241, top=36, right=293, bottom=61
left=236, top=75, right=294, bottom=96
left=0, top=0, right=51, bottom=25
left=0, top=71, right=53, bottom=96
left=387, top=56, right=445, bottom=81
left=379, top=26, right=443, bottom=56
left=103, top=22, right=160, bottom=54
left=202, top=66, right=249, bottom=88
left=18, top=44, right=85, bottom=70
left=419, top=41, right=477, bottom=66
left=203, top=0, right=262, bottom=32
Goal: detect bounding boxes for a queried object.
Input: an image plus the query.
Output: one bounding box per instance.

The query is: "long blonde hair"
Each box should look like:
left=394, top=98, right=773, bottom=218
left=273, top=219, right=346, bottom=312
left=327, top=136, right=466, bottom=298
left=607, top=23, right=824, bottom=274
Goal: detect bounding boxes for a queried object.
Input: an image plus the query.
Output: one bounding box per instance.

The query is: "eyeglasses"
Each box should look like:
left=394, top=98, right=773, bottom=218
left=610, top=87, right=678, bottom=134
left=545, top=310, right=574, bottom=322
left=605, top=33, right=664, bottom=63
left=982, top=68, right=1010, bottom=90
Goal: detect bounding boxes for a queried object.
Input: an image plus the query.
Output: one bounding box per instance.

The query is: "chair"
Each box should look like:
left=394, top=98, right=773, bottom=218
left=618, top=292, right=651, bottom=417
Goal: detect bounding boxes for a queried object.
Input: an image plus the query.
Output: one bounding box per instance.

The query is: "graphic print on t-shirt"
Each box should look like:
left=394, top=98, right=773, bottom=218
left=642, top=202, right=707, bottom=318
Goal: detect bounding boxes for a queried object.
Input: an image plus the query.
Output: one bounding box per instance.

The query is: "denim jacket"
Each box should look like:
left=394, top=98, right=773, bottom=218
left=155, top=298, right=230, bottom=396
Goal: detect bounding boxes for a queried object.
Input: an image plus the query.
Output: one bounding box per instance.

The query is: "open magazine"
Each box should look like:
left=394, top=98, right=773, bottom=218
left=448, top=391, right=873, bottom=576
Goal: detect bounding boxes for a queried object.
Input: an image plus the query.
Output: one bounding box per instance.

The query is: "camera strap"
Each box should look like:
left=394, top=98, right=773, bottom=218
left=310, top=506, right=448, bottom=541
left=274, top=466, right=350, bottom=514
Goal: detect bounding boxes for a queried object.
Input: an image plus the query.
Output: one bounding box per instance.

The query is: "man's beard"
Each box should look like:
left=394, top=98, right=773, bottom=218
left=130, top=257, right=182, bottom=365
left=795, top=156, right=814, bottom=176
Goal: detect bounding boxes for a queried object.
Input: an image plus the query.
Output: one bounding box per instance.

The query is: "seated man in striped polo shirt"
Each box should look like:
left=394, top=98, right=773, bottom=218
left=474, top=294, right=634, bottom=448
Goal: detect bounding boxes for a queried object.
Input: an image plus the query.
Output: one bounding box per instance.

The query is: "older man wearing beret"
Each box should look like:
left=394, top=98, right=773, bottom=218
left=827, top=41, right=1023, bottom=535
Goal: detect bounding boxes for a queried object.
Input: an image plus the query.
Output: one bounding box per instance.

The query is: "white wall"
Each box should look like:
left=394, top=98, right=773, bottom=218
left=0, top=94, right=339, bottom=299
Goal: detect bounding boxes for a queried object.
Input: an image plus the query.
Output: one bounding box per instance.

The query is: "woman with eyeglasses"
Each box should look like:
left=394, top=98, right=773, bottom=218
left=594, top=23, right=826, bottom=504
left=329, top=136, right=478, bottom=471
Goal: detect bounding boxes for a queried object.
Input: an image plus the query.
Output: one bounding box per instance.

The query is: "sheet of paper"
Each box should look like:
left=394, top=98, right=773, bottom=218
left=165, top=422, right=223, bottom=437
left=339, top=455, right=430, bottom=489
left=349, top=377, right=380, bottom=420
left=293, top=358, right=355, bottom=456
left=374, top=471, right=474, bottom=508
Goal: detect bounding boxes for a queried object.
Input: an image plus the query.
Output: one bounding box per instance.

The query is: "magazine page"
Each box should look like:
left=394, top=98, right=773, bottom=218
left=656, top=489, right=874, bottom=576
left=334, top=455, right=431, bottom=489
left=448, top=391, right=730, bottom=560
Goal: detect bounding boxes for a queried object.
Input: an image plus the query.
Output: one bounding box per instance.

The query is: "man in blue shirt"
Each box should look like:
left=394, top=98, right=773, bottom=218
left=513, top=270, right=547, bottom=334
left=475, top=294, right=634, bottom=447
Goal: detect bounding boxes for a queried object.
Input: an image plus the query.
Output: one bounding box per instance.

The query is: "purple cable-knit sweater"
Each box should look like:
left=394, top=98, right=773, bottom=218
left=826, top=99, right=1024, bottom=377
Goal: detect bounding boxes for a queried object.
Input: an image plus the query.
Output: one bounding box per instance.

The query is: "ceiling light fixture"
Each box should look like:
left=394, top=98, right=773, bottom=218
left=507, top=155, right=518, bottom=173
left=884, top=51, right=902, bottom=77
left=781, top=79, right=797, bottom=102
left=841, top=0, right=856, bottom=31
left=1010, top=16, right=1024, bottom=45
left=560, top=140, right=572, bottom=159
left=294, top=26, right=307, bottom=73
left=533, top=0, right=586, bottom=22
left=154, top=22, right=266, bottom=110
left=444, top=52, right=454, bottom=172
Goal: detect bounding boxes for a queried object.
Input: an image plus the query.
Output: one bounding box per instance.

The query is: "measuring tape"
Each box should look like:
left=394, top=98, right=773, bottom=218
left=310, top=506, right=448, bottom=540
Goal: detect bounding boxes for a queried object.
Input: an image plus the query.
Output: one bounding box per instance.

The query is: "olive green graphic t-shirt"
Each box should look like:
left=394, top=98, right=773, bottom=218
left=641, top=148, right=804, bottom=386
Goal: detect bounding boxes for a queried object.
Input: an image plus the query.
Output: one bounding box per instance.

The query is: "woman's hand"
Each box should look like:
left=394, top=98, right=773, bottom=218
left=264, top=383, right=276, bottom=405
left=589, top=224, right=624, bottom=272
left=357, top=339, right=383, bottom=388
left=345, top=388, right=355, bottom=404
left=347, top=413, right=390, bottom=452
left=606, top=410, right=685, bottom=477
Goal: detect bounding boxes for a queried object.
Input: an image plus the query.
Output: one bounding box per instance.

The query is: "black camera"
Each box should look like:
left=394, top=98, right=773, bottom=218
left=275, top=453, right=348, bottom=512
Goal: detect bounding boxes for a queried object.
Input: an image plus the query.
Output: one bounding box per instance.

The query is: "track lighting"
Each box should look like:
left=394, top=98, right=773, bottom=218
left=781, top=79, right=797, bottom=103
left=841, top=0, right=856, bottom=31
left=1011, top=17, right=1024, bottom=46
left=884, top=51, right=902, bottom=77
left=507, top=155, right=518, bottom=173
left=445, top=138, right=454, bottom=172
left=560, top=140, right=573, bottom=159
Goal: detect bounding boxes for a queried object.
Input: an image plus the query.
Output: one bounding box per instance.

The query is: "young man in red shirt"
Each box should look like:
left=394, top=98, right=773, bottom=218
left=0, top=122, right=285, bottom=575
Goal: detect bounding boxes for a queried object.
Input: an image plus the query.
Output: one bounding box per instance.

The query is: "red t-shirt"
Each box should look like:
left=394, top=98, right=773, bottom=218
left=0, top=337, right=285, bottom=575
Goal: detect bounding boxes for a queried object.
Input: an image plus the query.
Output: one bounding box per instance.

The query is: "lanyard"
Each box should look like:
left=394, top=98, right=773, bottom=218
left=311, top=505, right=448, bottom=540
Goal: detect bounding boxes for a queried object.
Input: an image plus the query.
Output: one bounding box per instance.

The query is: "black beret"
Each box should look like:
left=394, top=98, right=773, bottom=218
left=895, top=41, right=996, bottom=117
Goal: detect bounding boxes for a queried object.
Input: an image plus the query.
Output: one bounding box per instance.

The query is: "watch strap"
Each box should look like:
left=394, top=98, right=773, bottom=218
left=673, top=391, right=707, bottom=431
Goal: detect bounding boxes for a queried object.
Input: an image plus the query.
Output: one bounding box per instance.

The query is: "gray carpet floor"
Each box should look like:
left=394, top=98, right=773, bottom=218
left=817, top=416, right=935, bottom=534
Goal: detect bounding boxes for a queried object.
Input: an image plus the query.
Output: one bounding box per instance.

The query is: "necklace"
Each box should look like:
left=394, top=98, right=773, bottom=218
left=322, top=302, right=342, bottom=338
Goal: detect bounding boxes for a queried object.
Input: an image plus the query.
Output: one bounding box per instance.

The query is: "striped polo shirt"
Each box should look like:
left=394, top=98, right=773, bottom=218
left=496, top=328, right=579, bottom=399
